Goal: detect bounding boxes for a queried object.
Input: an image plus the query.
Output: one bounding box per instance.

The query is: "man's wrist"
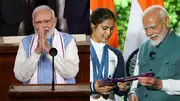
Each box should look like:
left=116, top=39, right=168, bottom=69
left=35, top=48, right=42, bottom=54
left=151, top=79, right=163, bottom=89
left=157, top=79, right=163, bottom=89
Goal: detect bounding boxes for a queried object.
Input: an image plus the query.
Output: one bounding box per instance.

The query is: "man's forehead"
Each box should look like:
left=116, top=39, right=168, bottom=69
left=143, top=14, right=161, bottom=24
left=34, top=10, right=52, bottom=20
left=143, top=9, right=161, bottom=21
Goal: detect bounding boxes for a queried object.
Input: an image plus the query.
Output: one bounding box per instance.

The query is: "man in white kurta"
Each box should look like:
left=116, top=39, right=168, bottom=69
left=14, top=5, right=79, bottom=84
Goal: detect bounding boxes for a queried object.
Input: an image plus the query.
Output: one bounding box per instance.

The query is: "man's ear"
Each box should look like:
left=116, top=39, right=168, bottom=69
left=164, top=17, right=170, bottom=28
left=54, top=17, right=57, bottom=27
left=32, top=19, right=35, bottom=28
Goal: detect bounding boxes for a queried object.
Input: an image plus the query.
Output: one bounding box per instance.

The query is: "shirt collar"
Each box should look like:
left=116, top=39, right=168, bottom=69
left=90, top=38, right=106, bottom=49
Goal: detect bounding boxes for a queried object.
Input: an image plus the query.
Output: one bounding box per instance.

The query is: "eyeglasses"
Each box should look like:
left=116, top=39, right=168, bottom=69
left=144, top=18, right=166, bottom=32
left=34, top=18, right=54, bottom=25
left=144, top=22, right=163, bottom=32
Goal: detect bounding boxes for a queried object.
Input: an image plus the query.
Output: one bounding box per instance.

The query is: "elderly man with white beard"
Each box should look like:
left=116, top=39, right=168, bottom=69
left=128, top=5, right=180, bottom=101
left=14, top=5, right=79, bottom=84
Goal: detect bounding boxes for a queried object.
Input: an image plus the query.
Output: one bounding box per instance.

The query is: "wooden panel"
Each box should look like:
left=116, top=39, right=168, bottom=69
left=9, top=84, right=90, bottom=101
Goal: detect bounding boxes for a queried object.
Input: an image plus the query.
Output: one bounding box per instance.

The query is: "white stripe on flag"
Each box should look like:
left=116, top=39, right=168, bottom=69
left=123, top=0, right=148, bottom=62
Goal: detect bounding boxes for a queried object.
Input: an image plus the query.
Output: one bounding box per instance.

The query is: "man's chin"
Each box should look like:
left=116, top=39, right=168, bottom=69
left=150, top=39, right=161, bottom=46
left=150, top=33, right=167, bottom=46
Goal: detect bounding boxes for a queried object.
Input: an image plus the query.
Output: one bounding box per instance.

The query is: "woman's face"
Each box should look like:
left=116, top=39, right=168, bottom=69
left=91, top=19, right=115, bottom=43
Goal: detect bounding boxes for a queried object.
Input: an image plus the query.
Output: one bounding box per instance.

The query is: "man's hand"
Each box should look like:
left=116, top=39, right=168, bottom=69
left=35, top=26, right=44, bottom=54
left=128, top=93, right=139, bottom=101
left=117, top=82, right=130, bottom=91
left=95, top=80, right=114, bottom=95
left=138, top=77, right=162, bottom=89
left=35, top=26, right=51, bottom=54
left=42, top=37, right=50, bottom=55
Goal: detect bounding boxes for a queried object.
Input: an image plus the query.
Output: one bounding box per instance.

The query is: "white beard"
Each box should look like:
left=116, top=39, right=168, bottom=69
left=34, top=28, right=55, bottom=38
left=150, top=27, right=168, bottom=46
left=46, top=28, right=54, bottom=38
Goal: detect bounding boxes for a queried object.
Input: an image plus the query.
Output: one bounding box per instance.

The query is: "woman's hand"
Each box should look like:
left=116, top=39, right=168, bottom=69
left=117, top=82, right=130, bottom=91
left=94, top=80, right=115, bottom=95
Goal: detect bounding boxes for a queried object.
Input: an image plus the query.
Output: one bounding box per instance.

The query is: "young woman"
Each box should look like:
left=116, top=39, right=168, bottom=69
left=90, top=8, right=130, bottom=101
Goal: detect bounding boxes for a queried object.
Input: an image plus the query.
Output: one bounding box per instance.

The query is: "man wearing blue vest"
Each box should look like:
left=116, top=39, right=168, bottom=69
left=14, top=5, right=79, bottom=84
left=128, top=5, right=180, bottom=101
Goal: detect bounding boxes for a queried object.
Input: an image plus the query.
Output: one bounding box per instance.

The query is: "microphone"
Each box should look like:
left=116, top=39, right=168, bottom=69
left=149, top=51, right=156, bottom=60
left=49, top=48, right=58, bottom=90
left=49, top=48, right=58, bottom=56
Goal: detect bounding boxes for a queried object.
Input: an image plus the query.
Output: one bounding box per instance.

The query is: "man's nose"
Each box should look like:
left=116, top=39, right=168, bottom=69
left=41, top=22, right=47, bottom=28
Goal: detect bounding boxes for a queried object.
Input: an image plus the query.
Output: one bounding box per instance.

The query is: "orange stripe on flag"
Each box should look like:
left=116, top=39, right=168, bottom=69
left=90, top=0, right=118, bottom=48
left=138, top=0, right=164, bottom=11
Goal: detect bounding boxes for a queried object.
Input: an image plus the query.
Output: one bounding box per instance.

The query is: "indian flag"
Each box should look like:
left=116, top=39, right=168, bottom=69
left=123, top=0, right=164, bottom=62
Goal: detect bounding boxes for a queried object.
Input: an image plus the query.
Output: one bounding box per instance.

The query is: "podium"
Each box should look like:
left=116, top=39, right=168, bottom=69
left=8, top=84, right=90, bottom=101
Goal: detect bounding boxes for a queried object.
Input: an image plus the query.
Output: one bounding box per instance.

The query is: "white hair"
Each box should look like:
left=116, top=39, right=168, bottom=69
left=142, top=5, right=168, bottom=20
left=32, top=5, right=55, bottom=20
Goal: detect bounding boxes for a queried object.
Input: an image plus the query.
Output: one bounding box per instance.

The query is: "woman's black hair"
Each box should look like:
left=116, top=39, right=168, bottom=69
left=90, top=8, right=116, bottom=34
left=91, top=8, right=116, bottom=26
